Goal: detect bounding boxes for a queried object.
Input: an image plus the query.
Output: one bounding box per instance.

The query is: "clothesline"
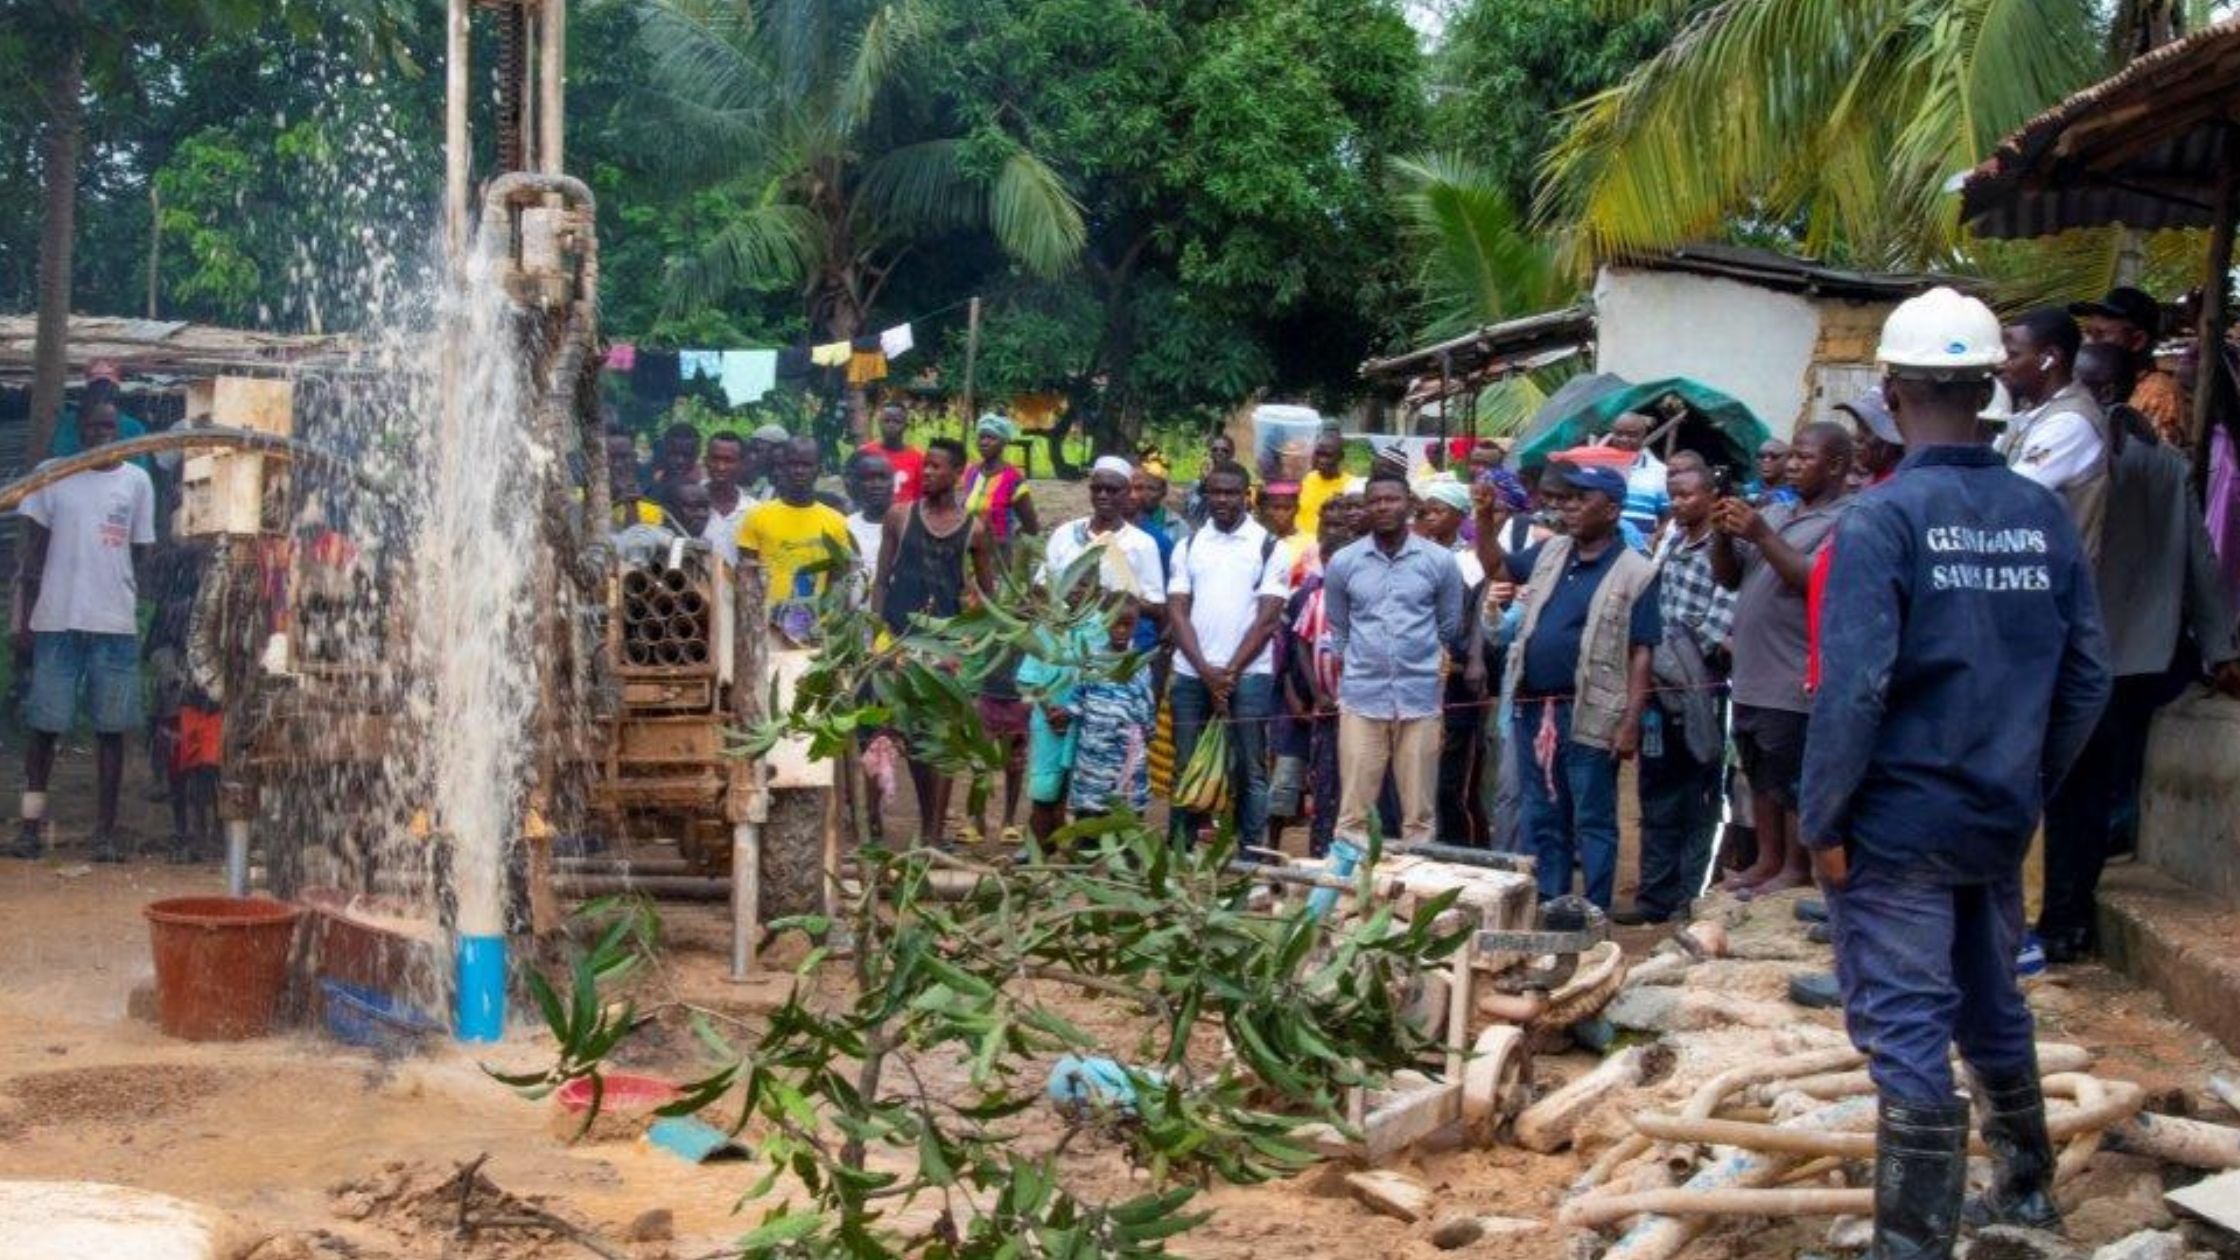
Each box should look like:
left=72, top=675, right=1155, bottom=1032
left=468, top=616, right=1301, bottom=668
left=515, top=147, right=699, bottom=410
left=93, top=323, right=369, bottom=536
left=603, top=280, right=1043, bottom=412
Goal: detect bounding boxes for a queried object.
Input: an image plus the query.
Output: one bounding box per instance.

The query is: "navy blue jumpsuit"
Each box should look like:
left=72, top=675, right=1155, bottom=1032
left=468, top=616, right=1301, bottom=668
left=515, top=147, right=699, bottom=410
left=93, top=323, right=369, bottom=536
left=1802, top=444, right=2111, bottom=1107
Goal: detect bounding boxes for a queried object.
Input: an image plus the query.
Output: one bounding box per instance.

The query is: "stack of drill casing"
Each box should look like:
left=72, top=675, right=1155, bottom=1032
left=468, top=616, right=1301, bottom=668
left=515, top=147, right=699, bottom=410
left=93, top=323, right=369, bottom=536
left=620, top=564, right=712, bottom=669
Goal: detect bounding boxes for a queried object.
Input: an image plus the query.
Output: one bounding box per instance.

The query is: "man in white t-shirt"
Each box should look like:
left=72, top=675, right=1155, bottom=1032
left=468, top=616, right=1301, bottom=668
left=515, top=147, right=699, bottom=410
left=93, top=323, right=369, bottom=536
left=845, top=451, right=895, bottom=590
left=1168, top=460, right=1291, bottom=851
left=12, top=401, right=157, bottom=861
left=699, top=431, right=758, bottom=564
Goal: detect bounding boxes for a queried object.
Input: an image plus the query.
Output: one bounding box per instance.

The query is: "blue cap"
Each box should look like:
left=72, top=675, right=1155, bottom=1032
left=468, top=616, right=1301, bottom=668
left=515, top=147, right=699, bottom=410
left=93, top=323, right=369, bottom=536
left=1549, top=461, right=1628, bottom=503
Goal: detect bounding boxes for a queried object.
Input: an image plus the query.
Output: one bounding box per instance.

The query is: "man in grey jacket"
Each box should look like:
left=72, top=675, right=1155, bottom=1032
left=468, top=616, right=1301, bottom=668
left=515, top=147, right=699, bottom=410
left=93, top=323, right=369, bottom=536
left=2038, top=343, right=2240, bottom=963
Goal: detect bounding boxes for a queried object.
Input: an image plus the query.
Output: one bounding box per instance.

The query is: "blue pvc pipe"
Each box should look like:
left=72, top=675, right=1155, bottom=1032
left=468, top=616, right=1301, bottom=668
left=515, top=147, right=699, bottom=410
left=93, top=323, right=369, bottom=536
left=455, top=934, right=507, bottom=1043
left=1306, top=838, right=1364, bottom=918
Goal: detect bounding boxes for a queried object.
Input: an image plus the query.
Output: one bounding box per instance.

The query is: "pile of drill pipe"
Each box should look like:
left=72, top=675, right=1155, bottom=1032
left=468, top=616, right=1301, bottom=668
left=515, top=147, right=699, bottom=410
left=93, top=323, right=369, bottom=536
left=1550, top=1040, right=2182, bottom=1260
left=620, top=564, right=711, bottom=667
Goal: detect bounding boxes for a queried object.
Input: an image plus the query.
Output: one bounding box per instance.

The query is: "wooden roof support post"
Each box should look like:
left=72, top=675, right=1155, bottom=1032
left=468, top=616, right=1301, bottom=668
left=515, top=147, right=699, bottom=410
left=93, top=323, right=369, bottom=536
left=1438, top=349, right=1452, bottom=452
left=2191, top=121, right=2238, bottom=474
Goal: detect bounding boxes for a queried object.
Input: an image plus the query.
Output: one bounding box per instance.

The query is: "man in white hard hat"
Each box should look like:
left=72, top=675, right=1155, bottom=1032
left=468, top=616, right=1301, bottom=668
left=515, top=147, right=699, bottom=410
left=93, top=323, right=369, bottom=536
left=1803, top=287, right=2111, bottom=1259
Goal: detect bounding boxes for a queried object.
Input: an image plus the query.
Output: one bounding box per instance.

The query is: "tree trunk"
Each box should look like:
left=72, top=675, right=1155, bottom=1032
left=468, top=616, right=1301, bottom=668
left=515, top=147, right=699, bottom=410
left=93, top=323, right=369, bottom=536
left=29, top=33, right=85, bottom=466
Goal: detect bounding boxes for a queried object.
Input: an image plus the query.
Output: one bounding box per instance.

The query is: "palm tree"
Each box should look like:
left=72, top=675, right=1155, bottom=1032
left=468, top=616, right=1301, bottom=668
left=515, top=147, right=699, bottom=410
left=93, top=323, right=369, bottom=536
left=633, top=0, right=1086, bottom=347
left=1535, top=0, right=2152, bottom=274
left=1394, top=153, right=1573, bottom=341
left=1393, top=154, right=1582, bottom=438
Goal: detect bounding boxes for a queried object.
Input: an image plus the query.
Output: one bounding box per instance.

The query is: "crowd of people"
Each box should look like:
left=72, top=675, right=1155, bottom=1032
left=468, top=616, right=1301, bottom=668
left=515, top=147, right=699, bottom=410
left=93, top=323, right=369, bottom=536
left=594, top=283, right=2237, bottom=979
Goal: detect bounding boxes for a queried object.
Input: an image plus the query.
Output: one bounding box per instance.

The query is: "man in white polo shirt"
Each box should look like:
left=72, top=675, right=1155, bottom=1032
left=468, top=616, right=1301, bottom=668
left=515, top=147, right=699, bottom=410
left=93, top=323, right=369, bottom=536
left=1168, top=460, right=1291, bottom=852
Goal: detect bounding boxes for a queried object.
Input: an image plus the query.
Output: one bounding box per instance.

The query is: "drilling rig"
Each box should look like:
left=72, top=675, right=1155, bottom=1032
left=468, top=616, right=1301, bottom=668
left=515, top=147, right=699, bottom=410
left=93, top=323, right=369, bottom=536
left=171, top=0, right=828, bottom=1046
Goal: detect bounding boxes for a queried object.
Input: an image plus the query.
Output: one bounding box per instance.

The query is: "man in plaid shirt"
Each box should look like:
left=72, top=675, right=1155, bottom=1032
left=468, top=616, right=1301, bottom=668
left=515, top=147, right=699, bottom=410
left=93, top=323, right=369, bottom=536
left=1623, top=462, right=1737, bottom=923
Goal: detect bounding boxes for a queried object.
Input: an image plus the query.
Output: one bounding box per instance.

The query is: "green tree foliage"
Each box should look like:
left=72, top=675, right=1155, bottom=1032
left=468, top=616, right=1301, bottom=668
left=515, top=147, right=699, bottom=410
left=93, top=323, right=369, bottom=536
left=927, top=0, right=1425, bottom=459
left=628, top=0, right=1086, bottom=344
left=1392, top=153, right=1572, bottom=341
left=1425, top=0, right=1675, bottom=216
left=1539, top=0, right=2119, bottom=271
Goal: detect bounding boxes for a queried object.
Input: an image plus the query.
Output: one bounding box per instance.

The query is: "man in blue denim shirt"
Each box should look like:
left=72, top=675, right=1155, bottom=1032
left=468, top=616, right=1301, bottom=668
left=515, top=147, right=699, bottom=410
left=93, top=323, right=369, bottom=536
left=1323, top=471, right=1466, bottom=847
left=1804, top=288, right=2111, bottom=1260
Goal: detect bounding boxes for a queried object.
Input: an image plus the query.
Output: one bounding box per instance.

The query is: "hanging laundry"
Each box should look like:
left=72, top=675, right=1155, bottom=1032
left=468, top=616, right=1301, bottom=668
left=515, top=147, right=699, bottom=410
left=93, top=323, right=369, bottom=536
left=631, top=351, right=682, bottom=410
left=879, top=323, right=914, bottom=360
left=680, top=349, right=722, bottom=383
left=846, top=348, right=889, bottom=387
left=604, top=342, right=638, bottom=373
left=718, top=349, right=777, bottom=407
left=776, top=345, right=813, bottom=380
left=810, top=341, right=851, bottom=367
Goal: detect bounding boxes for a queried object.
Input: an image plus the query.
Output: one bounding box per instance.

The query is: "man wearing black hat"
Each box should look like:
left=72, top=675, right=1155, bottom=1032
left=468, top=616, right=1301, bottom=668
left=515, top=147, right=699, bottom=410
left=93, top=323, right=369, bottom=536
left=1474, top=459, right=1661, bottom=911
left=2073, top=287, right=2185, bottom=449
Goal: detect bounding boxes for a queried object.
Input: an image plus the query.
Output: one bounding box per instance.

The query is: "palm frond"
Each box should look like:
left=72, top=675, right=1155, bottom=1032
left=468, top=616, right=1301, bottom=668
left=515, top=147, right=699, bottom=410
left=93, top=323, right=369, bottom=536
left=838, top=0, right=935, bottom=134
left=661, top=199, right=827, bottom=313
left=854, top=139, right=983, bottom=234
left=1885, top=0, right=2101, bottom=249
left=990, top=151, right=1087, bottom=278
left=1476, top=373, right=1556, bottom=440
left=1539, top=0, right=2106, bottom=272
left=1549, top=0, right=1917, bottom=263
left=634, top=0, right=776, bottom=175
left=1393, top=153, right=1572, bottom=340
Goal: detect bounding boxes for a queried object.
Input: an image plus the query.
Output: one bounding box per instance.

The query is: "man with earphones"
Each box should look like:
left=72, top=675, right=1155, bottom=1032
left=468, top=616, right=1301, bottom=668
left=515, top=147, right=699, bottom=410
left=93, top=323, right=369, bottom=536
left=1996, top=308, right=2110, bottom=556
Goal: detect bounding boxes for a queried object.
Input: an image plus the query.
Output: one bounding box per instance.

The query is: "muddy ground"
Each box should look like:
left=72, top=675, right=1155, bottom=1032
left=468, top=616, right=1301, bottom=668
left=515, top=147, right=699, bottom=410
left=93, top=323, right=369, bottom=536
left=2, top=733, right=2236, bottom=1258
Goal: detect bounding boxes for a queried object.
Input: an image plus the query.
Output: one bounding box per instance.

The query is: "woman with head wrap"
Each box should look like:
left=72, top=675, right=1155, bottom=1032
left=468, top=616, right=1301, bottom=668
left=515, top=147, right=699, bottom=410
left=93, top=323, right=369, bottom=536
left=963, top=413, right=1040, bottom=544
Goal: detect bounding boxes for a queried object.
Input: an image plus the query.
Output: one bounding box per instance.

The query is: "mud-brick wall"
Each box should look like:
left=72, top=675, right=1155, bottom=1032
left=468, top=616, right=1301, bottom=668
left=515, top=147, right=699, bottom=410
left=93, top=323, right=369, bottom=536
left=1809, top=300, right=1891, bottom=365
left=2140, top=692, right=2240, bottom=904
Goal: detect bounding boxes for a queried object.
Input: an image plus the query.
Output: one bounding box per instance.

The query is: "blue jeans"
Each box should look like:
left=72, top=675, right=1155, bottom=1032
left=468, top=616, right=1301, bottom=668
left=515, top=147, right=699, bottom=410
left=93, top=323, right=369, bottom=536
left=1829, top=864, right=2036, bottom=1107
left=1635, top=716, right=1724, bottom=920
left=1169, top=672, right=1273, bottom=850
left=1513, top=699, right=1619, bottom=910
left=26, top=631, right=142, bottom=734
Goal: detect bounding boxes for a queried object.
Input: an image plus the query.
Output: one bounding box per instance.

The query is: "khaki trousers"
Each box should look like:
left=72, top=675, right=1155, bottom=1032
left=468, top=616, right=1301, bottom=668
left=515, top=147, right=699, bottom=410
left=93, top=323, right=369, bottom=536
left=1336, top=711, right=1440, bottom=846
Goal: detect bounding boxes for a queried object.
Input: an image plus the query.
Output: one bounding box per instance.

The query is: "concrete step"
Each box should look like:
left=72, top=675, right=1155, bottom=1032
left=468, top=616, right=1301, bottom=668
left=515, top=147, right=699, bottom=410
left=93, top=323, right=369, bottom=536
left=2098, top=863, right=2240, bottom=1055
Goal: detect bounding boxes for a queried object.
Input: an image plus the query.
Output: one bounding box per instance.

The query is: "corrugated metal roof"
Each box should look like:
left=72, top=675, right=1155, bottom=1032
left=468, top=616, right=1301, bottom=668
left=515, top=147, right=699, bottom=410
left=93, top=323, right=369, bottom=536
left=1962, top=18, right=2240, bottom=239
left=1359, top=306, right=1595, bottom=383
left=1612, top=244, right=1948, bottom=300
left=0, top=314, right=353, bottom=384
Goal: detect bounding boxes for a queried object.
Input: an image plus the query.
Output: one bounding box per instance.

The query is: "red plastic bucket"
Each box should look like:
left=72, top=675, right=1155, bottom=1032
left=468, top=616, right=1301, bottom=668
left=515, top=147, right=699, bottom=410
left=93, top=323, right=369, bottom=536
left=144, top=897, right=304, bottom=1041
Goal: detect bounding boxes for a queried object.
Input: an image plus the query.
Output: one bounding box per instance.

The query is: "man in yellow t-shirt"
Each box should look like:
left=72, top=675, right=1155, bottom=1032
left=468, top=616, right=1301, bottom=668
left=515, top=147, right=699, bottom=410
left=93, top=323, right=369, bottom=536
left=1296, top=431, right=1350, bottom=535
left=738, top=437, right=853, bottom=635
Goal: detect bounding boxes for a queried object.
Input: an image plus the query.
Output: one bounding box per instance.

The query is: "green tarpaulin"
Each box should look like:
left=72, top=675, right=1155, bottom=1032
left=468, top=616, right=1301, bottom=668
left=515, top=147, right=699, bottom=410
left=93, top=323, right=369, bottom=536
left=1513, top=375, right=1772, bottom=475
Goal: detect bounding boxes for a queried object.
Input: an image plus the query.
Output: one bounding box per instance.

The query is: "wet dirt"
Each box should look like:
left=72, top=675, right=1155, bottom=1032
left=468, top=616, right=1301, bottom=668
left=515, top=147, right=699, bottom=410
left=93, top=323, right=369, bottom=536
left=2, top=743, right=2237, bottom=1257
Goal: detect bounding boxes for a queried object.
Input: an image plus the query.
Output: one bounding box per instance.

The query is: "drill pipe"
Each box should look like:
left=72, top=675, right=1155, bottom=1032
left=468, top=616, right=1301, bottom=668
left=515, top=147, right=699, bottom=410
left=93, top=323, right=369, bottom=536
left=659, top=568, right=690, bottom=593
left=652, top=640, right=685, bottom=666
left=678, top=591, right=708, bottom=618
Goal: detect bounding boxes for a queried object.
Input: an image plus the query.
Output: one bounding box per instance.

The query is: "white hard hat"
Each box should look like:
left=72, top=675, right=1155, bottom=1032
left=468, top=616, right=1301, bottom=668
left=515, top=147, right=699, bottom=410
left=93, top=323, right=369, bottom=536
left=1877, top=286, right=2005, bottom=374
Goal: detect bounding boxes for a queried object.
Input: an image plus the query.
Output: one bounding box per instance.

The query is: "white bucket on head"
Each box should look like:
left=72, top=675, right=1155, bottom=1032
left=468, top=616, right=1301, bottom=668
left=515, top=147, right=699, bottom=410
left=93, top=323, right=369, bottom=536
left=1251, top=404, right=1325, bottom=484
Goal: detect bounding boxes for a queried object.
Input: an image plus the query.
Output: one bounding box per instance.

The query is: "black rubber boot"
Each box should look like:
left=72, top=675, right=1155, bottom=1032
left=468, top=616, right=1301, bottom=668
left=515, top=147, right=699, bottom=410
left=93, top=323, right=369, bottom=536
left=1963, top=1067, right=2061, bottom=1231
left=1872, top=1098, right=1969, bottom=1260
left=7, top=820, right=42, bottom=860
